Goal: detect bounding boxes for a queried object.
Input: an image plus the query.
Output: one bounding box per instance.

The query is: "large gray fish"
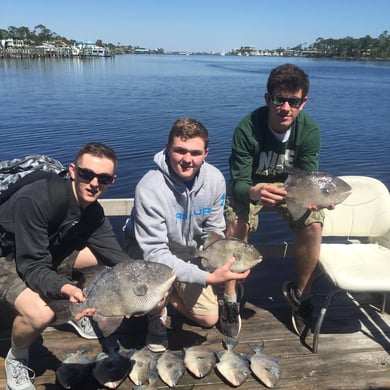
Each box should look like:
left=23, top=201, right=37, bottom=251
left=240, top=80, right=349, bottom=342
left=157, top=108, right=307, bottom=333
left=92, top=342, right=135, bottom=389
left=249, top=344, right=281, bottom=388
left=184, top=345, right=216, bottom=378
left=50, top=260, right=176, bottom=337
left=199, top=237, right=263, bottom=273
left=128, top=347, right=158, bottom=386
left=284, top=170, right=352, bottom=219
left=215, top=336, right=251, bottom=387
left=56, top=346, right=96, bottom=389
left=157, top=350, right=186, bottom=387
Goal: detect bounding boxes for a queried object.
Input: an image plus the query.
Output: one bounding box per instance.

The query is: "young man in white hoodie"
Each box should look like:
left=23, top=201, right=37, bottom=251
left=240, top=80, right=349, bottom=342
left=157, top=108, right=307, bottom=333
left=124, top=118, right=249, bottom=352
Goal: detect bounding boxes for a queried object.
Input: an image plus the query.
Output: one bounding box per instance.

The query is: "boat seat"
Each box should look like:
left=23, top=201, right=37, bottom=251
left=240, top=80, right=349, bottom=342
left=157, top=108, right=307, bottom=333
left=313, top=176, right=390, bottom=353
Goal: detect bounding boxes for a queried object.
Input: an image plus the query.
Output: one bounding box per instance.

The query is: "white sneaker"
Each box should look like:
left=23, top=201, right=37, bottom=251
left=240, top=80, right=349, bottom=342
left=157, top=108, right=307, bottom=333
left=67, top=317, right=103, bottom=339
left=146, top=309, right=168, bottom=353
left=5, top=350, right=35, bottom=390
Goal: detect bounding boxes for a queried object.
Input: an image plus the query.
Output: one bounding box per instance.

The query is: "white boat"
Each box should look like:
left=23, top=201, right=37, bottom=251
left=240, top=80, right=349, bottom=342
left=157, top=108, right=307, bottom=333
left=72, top=41, right=111, bottom=57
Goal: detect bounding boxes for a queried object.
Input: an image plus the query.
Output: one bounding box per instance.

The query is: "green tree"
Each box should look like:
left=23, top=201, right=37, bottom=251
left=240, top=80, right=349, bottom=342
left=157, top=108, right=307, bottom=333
left=33, top=24, right=53, bottom=43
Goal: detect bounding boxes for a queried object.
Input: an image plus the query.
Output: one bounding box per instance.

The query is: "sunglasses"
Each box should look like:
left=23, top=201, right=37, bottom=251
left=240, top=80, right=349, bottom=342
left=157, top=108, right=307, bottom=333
left=271, top=95, right=304, bottom=109
left=76, top=166, right=116, bottom=185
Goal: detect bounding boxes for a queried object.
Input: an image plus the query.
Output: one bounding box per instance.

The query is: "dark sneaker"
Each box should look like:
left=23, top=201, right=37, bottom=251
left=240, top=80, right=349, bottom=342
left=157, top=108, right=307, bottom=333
left=219, top=302, right=241, bottom=339
left=67, top=317, right=103, bottom=340
left=5, top=349, right=35, bottom=390
left=146, top=310, right=168, bottom=353
left=282, top=281, right=313, bottom=337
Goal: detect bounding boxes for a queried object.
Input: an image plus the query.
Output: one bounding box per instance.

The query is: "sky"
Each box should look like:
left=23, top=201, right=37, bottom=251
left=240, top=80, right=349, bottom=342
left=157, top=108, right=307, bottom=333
left=1, top=0, right=389, bottom=52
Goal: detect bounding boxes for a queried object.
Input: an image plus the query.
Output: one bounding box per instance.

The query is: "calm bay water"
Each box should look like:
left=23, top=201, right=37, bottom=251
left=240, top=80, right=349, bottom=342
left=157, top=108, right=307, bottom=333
left=1, top=55, right=389, bottom=244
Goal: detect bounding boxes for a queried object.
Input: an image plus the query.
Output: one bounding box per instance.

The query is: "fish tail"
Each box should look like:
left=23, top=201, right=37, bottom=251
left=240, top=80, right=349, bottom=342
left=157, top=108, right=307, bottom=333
left=249, top=342, right=264, bottom=353
left=222, top=335, right=239, bottom=350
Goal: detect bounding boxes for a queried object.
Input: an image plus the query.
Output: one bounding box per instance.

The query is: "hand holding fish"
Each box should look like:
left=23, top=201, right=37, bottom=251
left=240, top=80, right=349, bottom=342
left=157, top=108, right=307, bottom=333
left=60, top=283, right=96, bottom=320
left=250, top=183, right=286, bottom=206
left=61, top=283, right=86, bottom=303
left=205, top=256, right=250, bottom=285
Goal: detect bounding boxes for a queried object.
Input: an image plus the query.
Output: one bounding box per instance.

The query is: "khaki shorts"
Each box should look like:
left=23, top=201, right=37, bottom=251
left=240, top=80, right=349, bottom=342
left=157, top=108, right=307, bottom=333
left=0, top=251, right=78, bottom=306
left=224, top=182, right=325, bottom=232
left=173, top=257, right=218, bottom=317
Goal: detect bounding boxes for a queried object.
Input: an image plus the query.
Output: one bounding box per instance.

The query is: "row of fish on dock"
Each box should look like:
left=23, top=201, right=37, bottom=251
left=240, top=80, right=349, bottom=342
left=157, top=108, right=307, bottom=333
left=56, top=336, right=281, bottom=389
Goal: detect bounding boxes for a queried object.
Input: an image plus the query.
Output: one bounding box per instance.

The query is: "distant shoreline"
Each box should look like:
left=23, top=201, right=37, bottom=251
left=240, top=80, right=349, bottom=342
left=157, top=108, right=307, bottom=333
left=1, top=49, right=390, bottom=62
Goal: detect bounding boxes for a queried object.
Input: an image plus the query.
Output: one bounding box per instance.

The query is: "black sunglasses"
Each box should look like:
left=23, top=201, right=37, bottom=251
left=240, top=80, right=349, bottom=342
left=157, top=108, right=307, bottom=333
left=75, top=166, right=116, bottom=185
left=271, top=95, right=304, bottom=109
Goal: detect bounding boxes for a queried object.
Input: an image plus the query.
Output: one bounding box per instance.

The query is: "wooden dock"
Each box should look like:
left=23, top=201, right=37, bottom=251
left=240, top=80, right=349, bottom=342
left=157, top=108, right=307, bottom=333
left=1, top=199, right=389, bottom=389
left=1, top=252, right=390, bottom=389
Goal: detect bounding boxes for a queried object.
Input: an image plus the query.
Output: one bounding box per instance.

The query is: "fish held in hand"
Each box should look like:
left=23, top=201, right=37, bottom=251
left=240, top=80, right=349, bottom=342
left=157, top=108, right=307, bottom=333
left=249, top=343, right=281, bottom=388
left=50, top=260, right=176, bottom=337
left=184, top=345, right=216, bottom=378
left=284, top=170, right=352, bottom=219
left=200, top=237, right=263, bottom=273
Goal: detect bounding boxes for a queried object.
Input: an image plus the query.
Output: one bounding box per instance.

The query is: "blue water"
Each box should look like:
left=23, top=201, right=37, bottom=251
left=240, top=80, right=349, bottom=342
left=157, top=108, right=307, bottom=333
left=1, top=55, right=389, bottom=244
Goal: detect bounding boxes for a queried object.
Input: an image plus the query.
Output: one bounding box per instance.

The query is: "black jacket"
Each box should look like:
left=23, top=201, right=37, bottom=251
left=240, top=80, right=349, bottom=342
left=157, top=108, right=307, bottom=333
left=0, top=175, right=131, bottom=300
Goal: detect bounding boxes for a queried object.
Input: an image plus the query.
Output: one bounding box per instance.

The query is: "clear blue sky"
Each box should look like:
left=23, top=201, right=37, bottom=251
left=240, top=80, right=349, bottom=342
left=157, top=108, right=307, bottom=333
left=2, top=0, right=389, bottom=52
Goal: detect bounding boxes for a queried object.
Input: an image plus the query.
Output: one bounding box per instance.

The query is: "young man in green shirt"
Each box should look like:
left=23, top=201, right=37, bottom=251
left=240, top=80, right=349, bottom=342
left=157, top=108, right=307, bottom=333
left=225, top=63, right=324, bottom=337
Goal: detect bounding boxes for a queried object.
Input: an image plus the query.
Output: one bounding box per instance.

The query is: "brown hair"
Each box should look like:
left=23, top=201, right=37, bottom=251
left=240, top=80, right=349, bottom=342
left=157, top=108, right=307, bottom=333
left=167, top=118, right=209, bottom=149
left=267, top=63, right=310, bottom=97
left=74, top=142, right=118, bottom=170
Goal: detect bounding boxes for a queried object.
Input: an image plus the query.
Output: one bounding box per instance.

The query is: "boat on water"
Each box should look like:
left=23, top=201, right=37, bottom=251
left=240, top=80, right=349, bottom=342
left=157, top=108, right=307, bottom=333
left=71, top=41, right=111, bottom=57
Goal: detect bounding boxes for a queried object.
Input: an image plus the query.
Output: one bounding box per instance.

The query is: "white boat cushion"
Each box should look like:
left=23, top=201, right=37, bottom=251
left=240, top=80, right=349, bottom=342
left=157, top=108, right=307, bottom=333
left=322, top=176, right=390, bottom=237
left=319, top=243, right=390, bottom=291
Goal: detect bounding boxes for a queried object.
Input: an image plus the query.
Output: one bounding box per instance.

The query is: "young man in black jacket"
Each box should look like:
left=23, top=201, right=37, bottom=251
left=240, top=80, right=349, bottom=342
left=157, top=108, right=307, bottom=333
left=0, top=142, right=132, bottom=390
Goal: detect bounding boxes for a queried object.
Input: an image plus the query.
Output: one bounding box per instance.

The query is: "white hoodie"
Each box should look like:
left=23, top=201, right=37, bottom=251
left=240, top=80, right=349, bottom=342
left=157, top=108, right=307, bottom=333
left=124, top=149, right=226, bottom=285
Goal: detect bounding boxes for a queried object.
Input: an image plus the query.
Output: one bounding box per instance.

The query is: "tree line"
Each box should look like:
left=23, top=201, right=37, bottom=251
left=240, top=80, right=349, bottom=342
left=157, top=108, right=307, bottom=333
left=1, top=24, right=390, bottom=59
left=295, top=31, right=390, bottom=59
left=0, top=24, right=114, bottom=48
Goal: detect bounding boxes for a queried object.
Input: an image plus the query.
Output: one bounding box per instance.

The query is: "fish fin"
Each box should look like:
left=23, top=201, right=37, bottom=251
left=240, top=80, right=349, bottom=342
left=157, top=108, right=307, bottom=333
left=73, top=266, right=111, bottom=297
left=203, top=232, right=224, bottom=249
left=93, top=314, right=124, bottom=337
left=133, top=283, right=148, bottom=296
left=119, top=348, right=136, bottom=360
left=215, top=350, right=225, bottom=361
left=249, top=343, right=264, bottom=353
left=48, top=299, right=73, bottom=325
left=286, top=200, right=309, bottom=220
left=95, top=352, right=109, bottom=362
left=75, top=344, right=92, bottom=354
left=240, top=353, right=251, bottom=362
left=200, top=257, right=213, bottom=272
left=232, top=251, right=241, bottom=262
left=286, top=168, right=308, bottom=181
left=272, top=355, right=282, bottom=363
